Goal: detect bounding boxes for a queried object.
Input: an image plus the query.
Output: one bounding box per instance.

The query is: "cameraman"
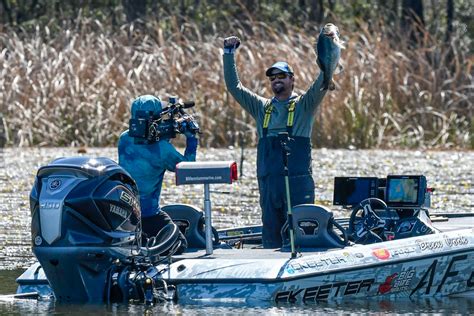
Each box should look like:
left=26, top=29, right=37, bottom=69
left=118, top=95, right=198, bottom=254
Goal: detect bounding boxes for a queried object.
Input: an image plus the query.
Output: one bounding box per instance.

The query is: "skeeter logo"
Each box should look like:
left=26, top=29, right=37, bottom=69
left=372, top=248, right=391, bottom=260
left=275, top=278, right=375, bottom=302
left=286, top=252, right=359, bottom=274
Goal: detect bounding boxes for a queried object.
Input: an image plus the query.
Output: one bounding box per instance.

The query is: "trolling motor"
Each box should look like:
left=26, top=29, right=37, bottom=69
left=30, top=157, right=180, bottom=303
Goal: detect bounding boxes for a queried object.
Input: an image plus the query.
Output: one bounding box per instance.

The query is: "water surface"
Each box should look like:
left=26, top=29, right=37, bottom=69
left=0, top=147, right=472, bottom=314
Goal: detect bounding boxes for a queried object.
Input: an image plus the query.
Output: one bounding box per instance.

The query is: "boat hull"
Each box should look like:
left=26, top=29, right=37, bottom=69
left=164, top=229, right=474, bottom=303
left=16, top=228, right=474, bottom=303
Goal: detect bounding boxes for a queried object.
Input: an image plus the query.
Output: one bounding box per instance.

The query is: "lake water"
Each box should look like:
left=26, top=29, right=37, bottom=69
left=0, top=147, right=472, bottom=314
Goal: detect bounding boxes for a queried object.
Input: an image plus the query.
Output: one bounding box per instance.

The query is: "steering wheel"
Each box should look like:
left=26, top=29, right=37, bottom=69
left=348, top=198, right=388, bottom=244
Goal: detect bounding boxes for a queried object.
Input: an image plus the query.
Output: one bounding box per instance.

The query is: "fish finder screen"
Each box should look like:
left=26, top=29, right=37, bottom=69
left=333, top=177, right=378, bottom=206
left=386, top=175, right=426, bottom=207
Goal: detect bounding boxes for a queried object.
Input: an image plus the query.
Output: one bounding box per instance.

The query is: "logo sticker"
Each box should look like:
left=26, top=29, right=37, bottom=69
left=49, top=179, right=62, bottom=190
left=110, top=204, right=129, bottom=219
left=378, top=273, right=398, bottom=294
left=378, top=269, right=416, bottom=295
left=34, top=236, right=43, bottom=246
left=372, top=248, right=391, bottom=260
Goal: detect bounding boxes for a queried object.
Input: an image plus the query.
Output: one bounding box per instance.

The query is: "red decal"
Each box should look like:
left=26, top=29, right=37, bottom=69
left=378, top=273, right=398, bottom=294
left=372, top=248, right=391, bottom=260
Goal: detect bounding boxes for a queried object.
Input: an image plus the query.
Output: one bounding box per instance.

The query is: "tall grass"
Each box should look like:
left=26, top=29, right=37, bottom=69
left=0, top=18, right=472, bottom=149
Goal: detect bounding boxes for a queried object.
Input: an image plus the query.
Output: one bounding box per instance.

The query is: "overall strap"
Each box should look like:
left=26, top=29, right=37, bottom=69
left=262, top=100, right=273, bottom=137
left=286, top=97, right=299, bottom=136
left=261, top=96, right=301, bottom=137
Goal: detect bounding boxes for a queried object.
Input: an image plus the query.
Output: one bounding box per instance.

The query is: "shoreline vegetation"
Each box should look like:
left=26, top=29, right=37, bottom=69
left=0, top=1, right=472, bottom=149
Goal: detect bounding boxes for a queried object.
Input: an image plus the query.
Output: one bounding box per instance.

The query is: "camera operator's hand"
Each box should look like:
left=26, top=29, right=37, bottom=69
left=184, top=130, right=195, bottom=139
left=181, top=120, right=196, bottom=138
left=223, top=36, right=241, bottom=54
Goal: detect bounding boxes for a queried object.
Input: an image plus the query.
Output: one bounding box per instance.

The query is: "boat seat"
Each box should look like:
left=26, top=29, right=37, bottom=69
left=162, top=204, right=219, bottom=249
left=281, top=204, right=347, bottom=250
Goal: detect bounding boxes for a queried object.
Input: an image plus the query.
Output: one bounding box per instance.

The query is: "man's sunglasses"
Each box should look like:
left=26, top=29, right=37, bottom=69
left=269, top=73, right=291, bottom=81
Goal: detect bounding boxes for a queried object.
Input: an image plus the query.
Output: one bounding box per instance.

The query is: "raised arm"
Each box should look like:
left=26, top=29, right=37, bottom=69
left=160, top=136, right=197, bottom=172
left=223, top=36, right=267, bottom=119
left=297, top=72, right=327, bottom=114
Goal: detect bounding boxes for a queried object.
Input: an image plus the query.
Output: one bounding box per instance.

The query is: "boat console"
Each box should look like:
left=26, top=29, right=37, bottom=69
left=333, top=175, right=437, bottom=244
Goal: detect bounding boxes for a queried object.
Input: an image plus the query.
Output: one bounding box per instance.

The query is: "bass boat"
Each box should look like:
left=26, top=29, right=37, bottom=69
left=16, top=157, right=474, bottom=304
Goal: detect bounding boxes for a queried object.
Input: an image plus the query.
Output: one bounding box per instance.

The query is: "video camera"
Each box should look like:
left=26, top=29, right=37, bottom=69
left=129, top=96, right=200, bottom=142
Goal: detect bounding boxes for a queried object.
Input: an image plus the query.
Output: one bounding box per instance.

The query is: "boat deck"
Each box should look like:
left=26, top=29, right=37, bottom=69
left=430, top=213, right=474, bottom=231
left=174, top=247, right=302, bottom=260
left=172, top=214, right=473, bottom=261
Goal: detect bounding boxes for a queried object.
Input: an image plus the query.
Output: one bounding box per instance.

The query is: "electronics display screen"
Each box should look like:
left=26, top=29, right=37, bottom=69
left=385, top=175, right=426, bottom=207
left=333, top=177, right=378, bottom=206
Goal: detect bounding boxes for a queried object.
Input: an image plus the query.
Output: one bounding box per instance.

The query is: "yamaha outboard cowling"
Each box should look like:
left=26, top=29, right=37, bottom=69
left=30, top=157, right=141, bottom=303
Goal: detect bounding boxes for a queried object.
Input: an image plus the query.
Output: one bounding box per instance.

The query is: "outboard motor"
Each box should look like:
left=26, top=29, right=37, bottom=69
left=30, top=157, right=141, bottom=303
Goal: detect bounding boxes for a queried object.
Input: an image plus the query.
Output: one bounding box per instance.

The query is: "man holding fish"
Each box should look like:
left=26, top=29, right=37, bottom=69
left=223, top=23, right=343, bottom=248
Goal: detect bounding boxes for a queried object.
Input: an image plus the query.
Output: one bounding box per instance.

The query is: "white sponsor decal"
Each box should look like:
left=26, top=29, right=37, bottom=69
left=416, top=239, right=443, bottom=251
left=40, top=201, right=61, bottom=209
left=444, top=235, right=469, bottom=247
left=185, top=176, right=223, bottom=181
left=110, top=204, right=128, bottom=219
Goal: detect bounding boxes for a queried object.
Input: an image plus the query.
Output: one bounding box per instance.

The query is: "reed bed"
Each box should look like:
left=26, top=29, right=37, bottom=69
left=0, top=18, right=472, bottom=149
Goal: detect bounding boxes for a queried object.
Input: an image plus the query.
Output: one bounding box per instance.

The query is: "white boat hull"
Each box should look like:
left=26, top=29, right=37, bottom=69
left=157, top=228, right=474, bottom=303
left=16, top=223, right=474, bottom=303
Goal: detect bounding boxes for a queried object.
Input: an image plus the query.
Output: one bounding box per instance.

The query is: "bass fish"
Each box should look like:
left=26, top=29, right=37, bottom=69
left=316, top=23, right=344, bottom=91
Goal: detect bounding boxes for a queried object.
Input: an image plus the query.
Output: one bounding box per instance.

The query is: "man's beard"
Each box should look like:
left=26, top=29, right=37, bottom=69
left=272, top=85, right=285, bottom=94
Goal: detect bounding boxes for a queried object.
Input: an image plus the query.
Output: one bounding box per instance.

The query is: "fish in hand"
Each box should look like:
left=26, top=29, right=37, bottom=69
left=316, top=23, right=344, bottom=91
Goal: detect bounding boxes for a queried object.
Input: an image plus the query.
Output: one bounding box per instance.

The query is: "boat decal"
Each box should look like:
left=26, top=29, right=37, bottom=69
left=443, top=235, right=469, bottom=247
left=416, top=239, right=444, bottom=251
left=410, top=254, right=470, bottom=297
left=372, top=248, right=390, bottom=260
left=389, top=246, right=417, bottom=258
left=378, top=273, right=398, bottom=294
left=274, top=278, right=375, bottom=302
left=279, top=230, right=474, bottom=277
left=415, top=233, right=471, bottom=253
left=285, top=251, right=358, bottom=274
left=468, top=272, right=474, bottom=287
left=378, top=268, right=416, bottom=295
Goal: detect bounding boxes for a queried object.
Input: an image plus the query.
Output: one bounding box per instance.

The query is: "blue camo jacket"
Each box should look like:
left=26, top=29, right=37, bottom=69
left=118, top=131, right=197, bottom=218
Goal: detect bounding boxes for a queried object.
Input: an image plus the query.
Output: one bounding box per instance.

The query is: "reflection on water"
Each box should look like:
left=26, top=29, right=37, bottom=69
left=0, top=270, right=23, bottom=295
left=0, top=296, right=473, bottom=315
left=0, top=148, right=472, bottom=313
